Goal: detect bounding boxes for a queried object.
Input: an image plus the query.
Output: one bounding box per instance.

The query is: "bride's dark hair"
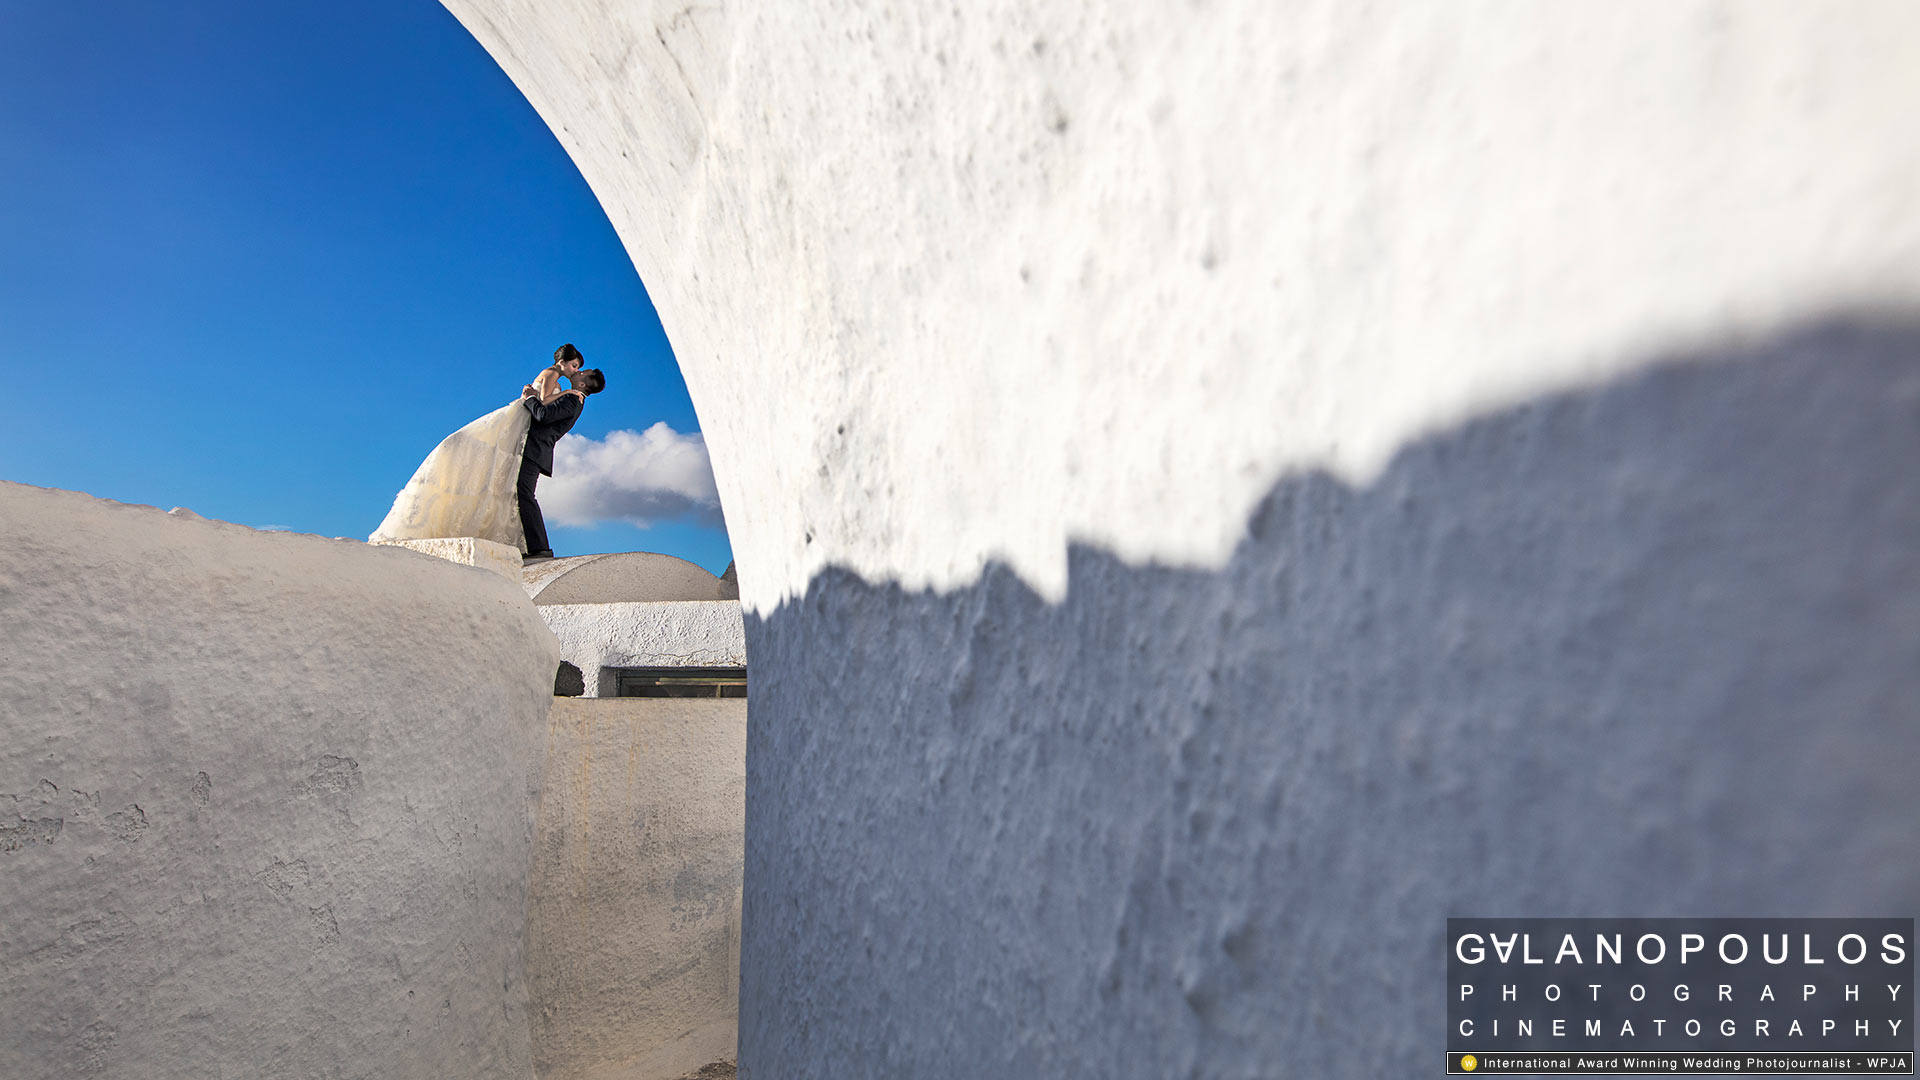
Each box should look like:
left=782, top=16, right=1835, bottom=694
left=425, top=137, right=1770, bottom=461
left=575, top=368, right=606, bottom=395
left=555, top=343, right=583, bottom=365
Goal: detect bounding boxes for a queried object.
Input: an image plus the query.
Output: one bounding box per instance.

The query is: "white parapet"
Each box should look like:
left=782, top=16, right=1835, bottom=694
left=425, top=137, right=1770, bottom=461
left=374, top=535, right=524, bottom=582
left=0, top=482, right=558, bottom=1080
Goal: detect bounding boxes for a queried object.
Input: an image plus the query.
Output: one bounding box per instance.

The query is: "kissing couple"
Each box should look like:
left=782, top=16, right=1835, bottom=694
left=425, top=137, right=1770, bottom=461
left=370, top=344, right=606, bottom=560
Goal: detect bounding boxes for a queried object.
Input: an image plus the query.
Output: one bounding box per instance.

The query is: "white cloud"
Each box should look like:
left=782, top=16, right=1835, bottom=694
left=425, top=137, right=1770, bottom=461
left=541, top=422, right=721, bottom=528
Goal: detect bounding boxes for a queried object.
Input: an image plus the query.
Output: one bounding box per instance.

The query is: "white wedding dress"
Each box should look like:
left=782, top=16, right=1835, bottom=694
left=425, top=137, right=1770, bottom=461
left=368, top=400, right=531, bottom=550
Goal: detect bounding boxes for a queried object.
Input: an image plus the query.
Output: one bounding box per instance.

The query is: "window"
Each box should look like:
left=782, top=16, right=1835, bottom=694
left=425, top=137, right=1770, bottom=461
left=609, top=666, right=747, bottom=699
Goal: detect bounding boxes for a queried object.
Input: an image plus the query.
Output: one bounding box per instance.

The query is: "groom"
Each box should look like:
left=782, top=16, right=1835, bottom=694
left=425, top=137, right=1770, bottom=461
left=519, top=343, right=606, bottom=560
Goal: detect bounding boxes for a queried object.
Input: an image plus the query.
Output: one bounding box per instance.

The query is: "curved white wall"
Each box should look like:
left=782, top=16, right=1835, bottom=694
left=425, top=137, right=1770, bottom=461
left=436, top=4, right=1920, bottom=1077
left=0, top=483, right=559, bottom=1079
left=442, top=0, right=1920, bottom=609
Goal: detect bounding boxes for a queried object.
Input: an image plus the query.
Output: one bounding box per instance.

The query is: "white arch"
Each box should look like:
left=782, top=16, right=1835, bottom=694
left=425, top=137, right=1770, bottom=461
left=441, top=0, right=1920, bottom=611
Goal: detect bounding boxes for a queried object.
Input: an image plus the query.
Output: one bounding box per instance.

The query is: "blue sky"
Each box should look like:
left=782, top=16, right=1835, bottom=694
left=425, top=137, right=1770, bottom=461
left=0, top=1, right=733, bottom=575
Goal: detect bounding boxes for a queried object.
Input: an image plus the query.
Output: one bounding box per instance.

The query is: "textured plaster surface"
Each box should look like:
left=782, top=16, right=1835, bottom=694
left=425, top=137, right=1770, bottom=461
left=531, top=698, right=744, bottom=1080
left=537, top=601, right=746, bottom=698
left=523, top=551, right=730, bottom=605
left=741, top=326, right=1920, bottom=1077
left=439, top=0, right=1920, bottom=609
left=0, top=482, right=559, bottom=1080
left=379, top=535, right=525, bottom=581
left=428, top=4, right=1920, bottom=1078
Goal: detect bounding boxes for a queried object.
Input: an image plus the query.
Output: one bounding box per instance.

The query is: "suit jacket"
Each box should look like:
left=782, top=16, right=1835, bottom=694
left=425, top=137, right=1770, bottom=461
left=521, top=392, right=584, bottom=477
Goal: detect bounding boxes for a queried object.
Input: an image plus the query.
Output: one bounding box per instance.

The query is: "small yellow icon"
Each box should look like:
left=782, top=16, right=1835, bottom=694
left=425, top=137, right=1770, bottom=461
left=1461, top=1054, right=1478, bottom=1072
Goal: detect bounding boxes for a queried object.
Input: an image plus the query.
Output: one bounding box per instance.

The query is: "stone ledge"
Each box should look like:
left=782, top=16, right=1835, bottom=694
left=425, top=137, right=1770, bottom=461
left=374, top=536, right=524, bottom=582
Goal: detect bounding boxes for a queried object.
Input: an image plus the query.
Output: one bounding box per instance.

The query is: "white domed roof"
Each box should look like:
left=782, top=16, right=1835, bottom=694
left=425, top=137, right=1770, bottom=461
left=521, top=551, right=738, bottom=605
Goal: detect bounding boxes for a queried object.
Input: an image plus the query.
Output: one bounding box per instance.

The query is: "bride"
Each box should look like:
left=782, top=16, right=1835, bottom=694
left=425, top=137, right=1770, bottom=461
left=368, top=346, right=585, bottom=550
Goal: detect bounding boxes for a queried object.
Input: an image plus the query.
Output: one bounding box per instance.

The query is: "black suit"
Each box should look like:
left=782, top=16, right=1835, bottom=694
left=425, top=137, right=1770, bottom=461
left=518, top=391, right=584, bottom=555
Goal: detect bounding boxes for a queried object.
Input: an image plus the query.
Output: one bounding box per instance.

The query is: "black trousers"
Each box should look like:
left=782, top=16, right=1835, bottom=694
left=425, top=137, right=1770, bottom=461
left=516, top=456, right=550, bottom=555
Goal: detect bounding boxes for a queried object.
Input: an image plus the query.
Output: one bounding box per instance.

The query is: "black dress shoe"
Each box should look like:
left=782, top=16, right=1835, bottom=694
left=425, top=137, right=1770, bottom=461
left=525, top=549, right=555, bottom=560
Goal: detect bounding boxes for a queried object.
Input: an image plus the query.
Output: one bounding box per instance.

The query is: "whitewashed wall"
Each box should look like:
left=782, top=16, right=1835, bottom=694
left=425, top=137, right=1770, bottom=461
left=538, top=600, right=746, bottom=697
left=529, top=698, right=745, bottom=1080
left=435, top=3, right=1920, bottom=1077
left=441, top=0, right=1920, bottom=610
left=0, top=483, right=559, bottom=1079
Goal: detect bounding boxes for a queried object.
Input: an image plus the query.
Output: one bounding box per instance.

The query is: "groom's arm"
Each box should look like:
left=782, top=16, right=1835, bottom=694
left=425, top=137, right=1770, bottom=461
left=522, top=391, right=583, bottom=425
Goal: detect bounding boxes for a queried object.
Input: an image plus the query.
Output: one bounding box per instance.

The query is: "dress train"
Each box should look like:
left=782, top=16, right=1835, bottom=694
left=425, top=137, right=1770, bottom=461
left=368, top=401, right=530, bottom=550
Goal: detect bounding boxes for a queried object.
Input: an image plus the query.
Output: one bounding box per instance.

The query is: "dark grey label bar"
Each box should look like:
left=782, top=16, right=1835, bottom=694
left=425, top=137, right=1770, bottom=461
left=1447, top=1052, right=1914, bottom=1074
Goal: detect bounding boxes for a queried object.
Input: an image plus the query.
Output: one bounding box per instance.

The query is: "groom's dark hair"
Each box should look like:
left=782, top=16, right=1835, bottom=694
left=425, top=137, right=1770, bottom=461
left=555, top=343, right=583, bottom=365
left=576, top=368, right=606, bottom=395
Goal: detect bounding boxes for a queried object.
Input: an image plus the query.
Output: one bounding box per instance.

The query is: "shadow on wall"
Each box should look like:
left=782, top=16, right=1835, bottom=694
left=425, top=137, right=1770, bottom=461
left=738, top=317, right=1920, bottom=1079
